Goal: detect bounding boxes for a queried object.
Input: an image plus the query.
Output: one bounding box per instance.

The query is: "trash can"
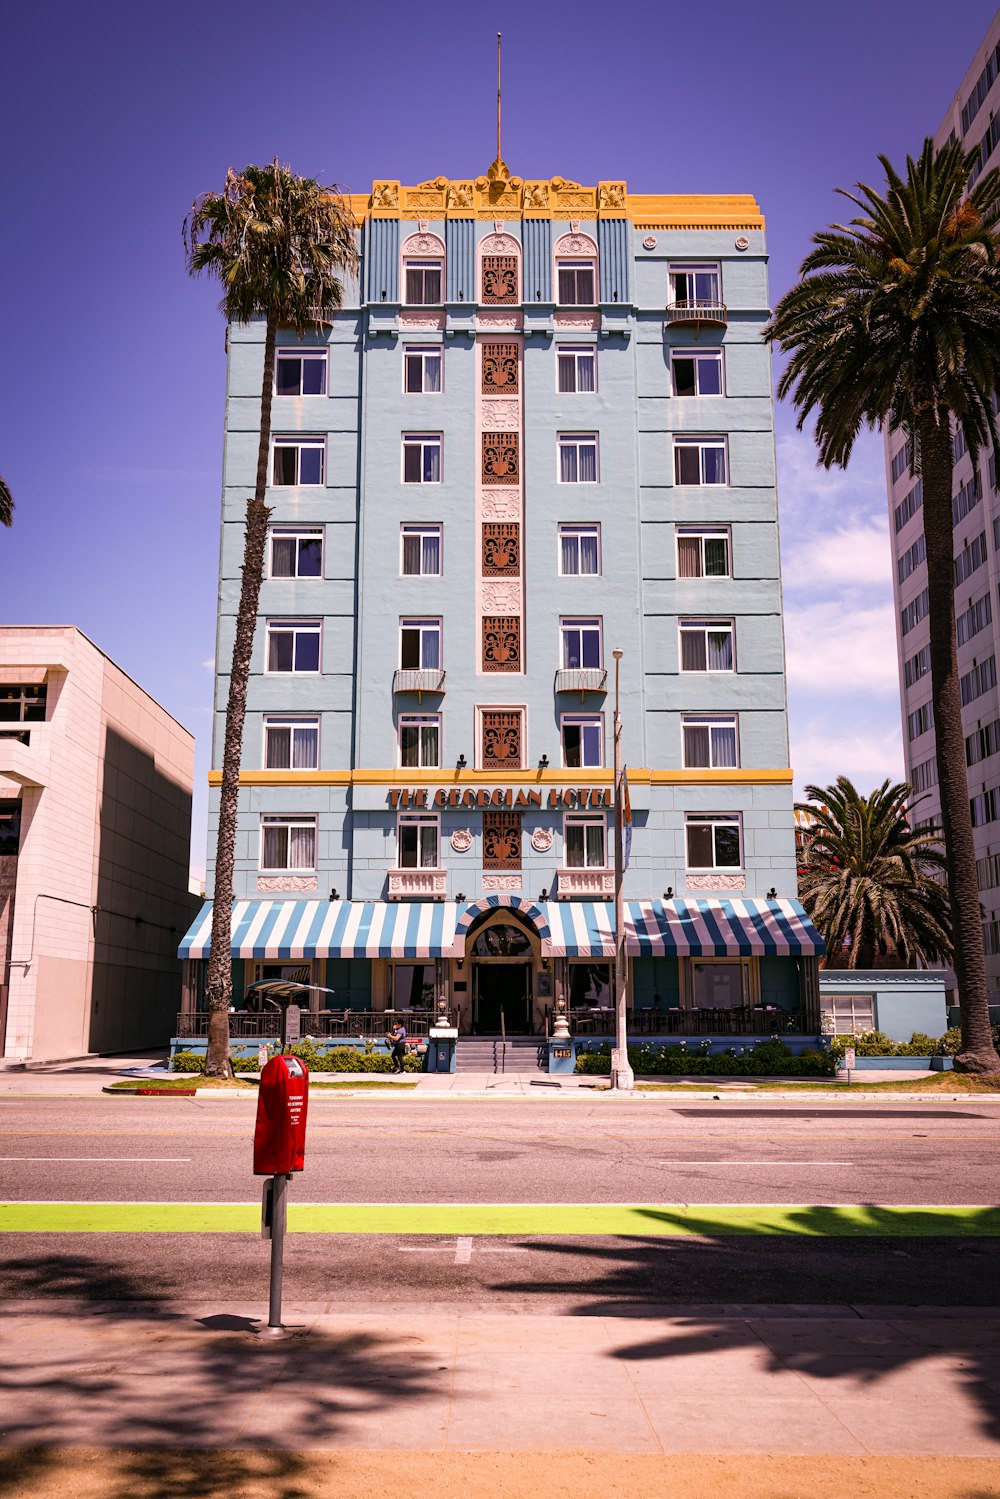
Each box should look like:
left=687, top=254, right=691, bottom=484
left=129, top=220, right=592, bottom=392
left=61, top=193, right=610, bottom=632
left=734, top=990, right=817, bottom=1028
left=427, top=1025, right=458, bottom=1073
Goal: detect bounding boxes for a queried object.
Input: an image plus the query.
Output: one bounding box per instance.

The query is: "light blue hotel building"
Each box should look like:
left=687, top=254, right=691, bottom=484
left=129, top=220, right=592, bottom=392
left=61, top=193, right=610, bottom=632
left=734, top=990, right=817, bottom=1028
left=180, top=161, right=823, bottom=1044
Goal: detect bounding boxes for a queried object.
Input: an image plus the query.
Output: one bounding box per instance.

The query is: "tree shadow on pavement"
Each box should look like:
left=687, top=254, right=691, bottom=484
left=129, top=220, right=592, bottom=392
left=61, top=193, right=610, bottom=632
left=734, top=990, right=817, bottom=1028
left=492, top=1205, right=1000, bottom=1446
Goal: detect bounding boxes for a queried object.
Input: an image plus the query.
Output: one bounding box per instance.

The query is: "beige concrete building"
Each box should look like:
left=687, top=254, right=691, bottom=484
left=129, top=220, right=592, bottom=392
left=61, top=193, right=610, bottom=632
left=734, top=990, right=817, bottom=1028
left=0, top=627, right=198, bottom=1061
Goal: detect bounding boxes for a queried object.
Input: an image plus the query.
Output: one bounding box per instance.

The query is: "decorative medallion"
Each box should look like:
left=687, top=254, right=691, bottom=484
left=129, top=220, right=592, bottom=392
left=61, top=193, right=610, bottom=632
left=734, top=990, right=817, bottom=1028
left=482, top=342, right=519, bottom=394
left=642, top=235, right=657, bottom=250
left=481, top=581, right=521, bottom=613
left=482, top=522, right=520, bottom=576
left=482, top=711, right=522, bottom=770
left=735, top=236, right=750, bottom=252
left=482, top=255, right=519, bottom=304
left=483, top=809, right=523, bottom=868
left=450, top=828, right=473, bottom=853
left=481, top=490, right=521, bottom=521
left=482, top=616, right=521, bottom=672
left=482, top=432, right=519, bottom=485
left=530, top=827, right=554, bottom=853
left=480, top=398, right=520, bottom=430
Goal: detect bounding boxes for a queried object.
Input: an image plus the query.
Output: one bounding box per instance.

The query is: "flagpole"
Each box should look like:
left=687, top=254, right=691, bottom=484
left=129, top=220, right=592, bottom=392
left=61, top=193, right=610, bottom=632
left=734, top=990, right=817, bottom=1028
left=611, top=649, right=634, bottom=1092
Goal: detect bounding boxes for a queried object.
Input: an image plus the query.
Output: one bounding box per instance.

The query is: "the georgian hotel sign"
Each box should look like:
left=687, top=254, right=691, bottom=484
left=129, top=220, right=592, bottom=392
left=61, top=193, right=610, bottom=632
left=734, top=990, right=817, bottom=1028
left=387, top=786, right=612, bottom=809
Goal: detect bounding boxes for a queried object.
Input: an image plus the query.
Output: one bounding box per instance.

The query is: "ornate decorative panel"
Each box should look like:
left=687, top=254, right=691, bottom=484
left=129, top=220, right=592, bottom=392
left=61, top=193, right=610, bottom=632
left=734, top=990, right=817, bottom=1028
left=483, top=810, right=522, bottom=869
left=482, top=616, right=521, bottom=672
left=482, top=710, right=522, bottom=770
left=482, top=523, right=520, bottom=576
left=482, top=256, right=519, bottom=304
left=481, top=342, right=519, bottom=395
left=482, top=432, right=519, bottom=485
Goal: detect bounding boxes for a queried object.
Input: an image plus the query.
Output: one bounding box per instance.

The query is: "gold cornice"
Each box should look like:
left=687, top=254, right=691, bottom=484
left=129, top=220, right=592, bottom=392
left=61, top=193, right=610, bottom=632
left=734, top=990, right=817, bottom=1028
left=346, top=173, right=764, bottom=231
left=208, top=768, right=792, bottom=788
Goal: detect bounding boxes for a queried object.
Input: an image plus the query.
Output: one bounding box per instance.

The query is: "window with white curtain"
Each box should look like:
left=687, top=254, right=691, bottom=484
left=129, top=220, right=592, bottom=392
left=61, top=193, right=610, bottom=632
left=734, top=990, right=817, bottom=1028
left=562, top=714, right=603, bottom=768
left=558, top=434, right=598, bottom=483
left=400, top=524, right=442, bottom=576
left=679, top=619, right=734, bottom=672
left=681, top=715, right=738, bottom=769
left=685, top=814, right=742, bottom=870
left=564, top=814, right=607, bottom=868
left=260, top=814, right=317, bottom=871
left=559, top=524, right=601, bottom=575
left=398, top=813, right=440, bottom=868
left=673, top=436, right=728, bottom=486
left=404, top=261, right=443, bottom=305
left=676, top=527, right=730, bottom=578
left=404, top=345, right=443, bottom=393
left=561, top=618, right=602, bottom=669
left=398, top=714, right=441, bottom=768
left=557, top=346, right=596, bottom=393
left=272, top=436, right=325, bottom=486
left=269, top=527, right=323, bottom=578
left=263, top=717, right=320, bottom=770
left=557, top=261, right=596, bottom=305
left=266, top=620, right=321, bottom=673
left=400, top=618, right=441, bottom=670
left=402, top=433, right=442, bottom=483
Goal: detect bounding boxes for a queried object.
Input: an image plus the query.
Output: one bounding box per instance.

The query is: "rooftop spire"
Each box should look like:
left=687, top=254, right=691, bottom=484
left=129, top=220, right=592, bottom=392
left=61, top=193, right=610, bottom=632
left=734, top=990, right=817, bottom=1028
left=497, top=31, right=502, bottom=165
left=486, top=32, right=510, bottom=183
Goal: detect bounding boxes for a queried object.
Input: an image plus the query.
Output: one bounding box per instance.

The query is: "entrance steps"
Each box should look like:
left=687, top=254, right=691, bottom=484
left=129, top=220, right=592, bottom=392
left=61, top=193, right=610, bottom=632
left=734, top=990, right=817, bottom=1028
left=455, top=1036, right=547, bottom=1073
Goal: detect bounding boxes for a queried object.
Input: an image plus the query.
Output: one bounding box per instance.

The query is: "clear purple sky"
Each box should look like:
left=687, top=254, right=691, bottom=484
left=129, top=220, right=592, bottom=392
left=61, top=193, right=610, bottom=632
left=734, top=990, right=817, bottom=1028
left=2, top=0, right=995, bottom=880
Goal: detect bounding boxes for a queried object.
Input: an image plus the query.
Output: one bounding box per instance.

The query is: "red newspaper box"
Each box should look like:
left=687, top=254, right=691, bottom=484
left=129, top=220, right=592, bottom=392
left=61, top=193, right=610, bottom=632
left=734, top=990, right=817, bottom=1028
left=253, top=1055, right=309, bottom=1175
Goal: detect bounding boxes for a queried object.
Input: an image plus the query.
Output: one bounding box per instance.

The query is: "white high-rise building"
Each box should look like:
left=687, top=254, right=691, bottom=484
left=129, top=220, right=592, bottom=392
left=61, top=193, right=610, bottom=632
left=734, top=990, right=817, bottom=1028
left=886, top=9, right=1000, bottom=999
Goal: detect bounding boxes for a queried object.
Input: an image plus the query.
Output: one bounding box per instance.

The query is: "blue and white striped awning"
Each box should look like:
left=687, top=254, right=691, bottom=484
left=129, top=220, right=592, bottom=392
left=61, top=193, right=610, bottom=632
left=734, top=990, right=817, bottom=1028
left=179, top=900, right=461, bottom=960
left=179, top=897, right=823, bottom=961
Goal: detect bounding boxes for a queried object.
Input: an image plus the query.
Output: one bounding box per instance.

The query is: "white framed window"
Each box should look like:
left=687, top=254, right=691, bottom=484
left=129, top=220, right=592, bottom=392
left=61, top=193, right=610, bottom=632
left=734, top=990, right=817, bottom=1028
left=671, top=348, right=724, bottom=397
left=260, top=814, right=317, bottom=871
left=674, top=436, right=728, bottom=486
left=676, top=527, right=730, bottom=579
left=557, top=346, right=597, bottom=393
left=685, top=813, right=742, bottom=870
left=263, top=716, right=320, bottom=770
left=274, top=349, right=327, bottom=397
left=398, top=714, right=441, bottom=769
left=557, top=260, right=596, bottom=305
left=269, top=526, right=323, bottom=579
left=668, top=263, right=722, bottom=307
left=272, top=436, right=325, bottom=487
left=558, top=433, right=599, bottom=484
left=679, top=619, right=734, bottom=672
left=400, top=617, right=441, bottom=670
left=681, top=714, right=739, bottom=769
left=561, top=617, right=602, bottom=670
left=398, top=812, right=440, bottom=868
left=266, top=620, right=321, bottom=674
left=404, top=260, right=443, bottom=305
left=820, top=993, right=876, bottom=1033
left=561, top=713, right=604, bottom=769
left=404, top=345, right=443, bottom=394
left=559, top=523, right=601, bottom=576
left=400, top=523, right=442, bottom=576
left=402, top=433, right=442, bottom=484
left=564, top=813, right=607, bottom=868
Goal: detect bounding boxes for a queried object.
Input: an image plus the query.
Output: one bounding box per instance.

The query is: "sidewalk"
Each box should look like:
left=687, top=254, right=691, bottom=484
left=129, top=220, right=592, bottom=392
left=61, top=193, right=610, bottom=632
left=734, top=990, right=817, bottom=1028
left=2, top=1299, right=999, bottom=1470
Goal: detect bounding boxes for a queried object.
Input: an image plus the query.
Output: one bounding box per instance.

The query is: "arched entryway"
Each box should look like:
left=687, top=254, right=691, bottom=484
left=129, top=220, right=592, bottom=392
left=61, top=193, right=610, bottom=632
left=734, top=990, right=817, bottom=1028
left=467, top=910, right=538, bottom=1035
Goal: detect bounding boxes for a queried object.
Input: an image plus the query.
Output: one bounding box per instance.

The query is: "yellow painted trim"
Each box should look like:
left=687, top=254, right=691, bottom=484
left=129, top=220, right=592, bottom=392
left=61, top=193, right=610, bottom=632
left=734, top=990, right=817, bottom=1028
left=208, top=768, right=793, bottom=788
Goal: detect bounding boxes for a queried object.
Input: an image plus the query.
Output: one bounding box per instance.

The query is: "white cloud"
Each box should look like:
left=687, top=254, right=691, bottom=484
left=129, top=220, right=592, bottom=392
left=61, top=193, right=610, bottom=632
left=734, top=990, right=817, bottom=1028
left=201, top=658, right=214, bottom=673
left=783, top=518, right=893, bottom=591
left=790, top=718, right=904, bottom=800
left=785, top=597, right=900, bottom=695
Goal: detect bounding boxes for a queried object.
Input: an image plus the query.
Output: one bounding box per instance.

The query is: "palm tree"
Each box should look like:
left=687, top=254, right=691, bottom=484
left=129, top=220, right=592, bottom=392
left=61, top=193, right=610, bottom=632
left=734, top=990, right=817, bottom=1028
left=797, top=777, right=952, bottom=969
left=766, top=138, right=1000, bottom=1073
left=0, top=476, right=13, bottom=527
left=183, top=160, right=358, bottom=1077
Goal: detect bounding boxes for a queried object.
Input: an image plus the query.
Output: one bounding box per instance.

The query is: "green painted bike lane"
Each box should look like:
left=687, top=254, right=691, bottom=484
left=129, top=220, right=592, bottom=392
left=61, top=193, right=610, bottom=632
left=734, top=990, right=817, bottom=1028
left=2, top=1202, right=999, bottom=1235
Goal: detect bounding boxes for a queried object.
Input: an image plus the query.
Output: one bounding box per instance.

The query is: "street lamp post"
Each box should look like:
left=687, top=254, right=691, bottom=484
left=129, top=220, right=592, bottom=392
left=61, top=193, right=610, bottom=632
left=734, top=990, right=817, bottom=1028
left=611, top=649, right=634, bottom=1092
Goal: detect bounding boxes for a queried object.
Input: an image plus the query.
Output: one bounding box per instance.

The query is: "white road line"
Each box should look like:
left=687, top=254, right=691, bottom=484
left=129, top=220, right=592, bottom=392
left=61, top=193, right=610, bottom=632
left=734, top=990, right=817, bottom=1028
left=455, top=1235, right=473, bottom=1264
left=0, top=1157, right=192, bottom=1164
left=397, top=1239, right=528, bottom=1264
left=655, top=1161, right=854, bottom=1167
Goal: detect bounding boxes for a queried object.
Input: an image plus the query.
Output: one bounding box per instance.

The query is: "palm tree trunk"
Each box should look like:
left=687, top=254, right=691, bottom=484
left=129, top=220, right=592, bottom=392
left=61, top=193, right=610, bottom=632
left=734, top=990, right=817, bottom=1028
left=920, top=413, right=1000, bottom=1073
left=204, top=315, right=276, bottom=1077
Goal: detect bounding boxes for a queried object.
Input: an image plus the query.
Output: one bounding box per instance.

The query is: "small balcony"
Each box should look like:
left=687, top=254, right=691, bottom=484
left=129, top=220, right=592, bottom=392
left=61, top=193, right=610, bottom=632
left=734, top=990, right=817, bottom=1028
left=665, top=300, right=728, bottom=328
left=393, top=668, right=446, bottom=699
left=0, top=724, right=49, bottom=788
left=555, top=868, right=615, bottom=899
left=554, top=668, right=607, bottom=697
left=388, top=867, right=447, bottom=899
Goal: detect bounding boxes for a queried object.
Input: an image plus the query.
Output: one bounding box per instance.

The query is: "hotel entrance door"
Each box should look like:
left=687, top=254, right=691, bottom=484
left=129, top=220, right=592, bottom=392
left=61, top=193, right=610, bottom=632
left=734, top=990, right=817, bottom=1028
left=472, top=962, right=533, bottom=1035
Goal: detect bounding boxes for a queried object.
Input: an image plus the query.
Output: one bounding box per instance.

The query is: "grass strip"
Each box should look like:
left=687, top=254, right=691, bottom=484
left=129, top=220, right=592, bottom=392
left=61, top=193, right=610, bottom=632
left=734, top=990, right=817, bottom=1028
left=2, top=1201, right=998, bottom=1237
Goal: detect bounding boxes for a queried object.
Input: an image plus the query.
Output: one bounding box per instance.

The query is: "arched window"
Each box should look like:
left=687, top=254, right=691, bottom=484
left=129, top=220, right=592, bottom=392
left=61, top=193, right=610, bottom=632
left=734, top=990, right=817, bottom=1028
left=471, top=922, right=534, bottom=957
left=479, top=231, right=521, bottom=306
left=401, top=230, right=446, bottom=306
left=554, top=231, right=599, bottom=306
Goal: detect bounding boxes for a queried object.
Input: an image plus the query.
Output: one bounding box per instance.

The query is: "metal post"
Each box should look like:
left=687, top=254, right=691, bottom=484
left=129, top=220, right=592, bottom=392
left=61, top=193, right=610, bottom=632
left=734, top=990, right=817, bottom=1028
left=611, top=650, right=634, bottom=1092
left=266, top=1172, right=289, bottom=1332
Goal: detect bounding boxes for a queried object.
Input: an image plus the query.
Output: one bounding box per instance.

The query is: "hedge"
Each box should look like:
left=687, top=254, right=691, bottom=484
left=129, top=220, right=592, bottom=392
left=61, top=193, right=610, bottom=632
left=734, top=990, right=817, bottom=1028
left=170, top=1040, right=423, bottom=1075
left=574, top=1038, right=838, bottom=1077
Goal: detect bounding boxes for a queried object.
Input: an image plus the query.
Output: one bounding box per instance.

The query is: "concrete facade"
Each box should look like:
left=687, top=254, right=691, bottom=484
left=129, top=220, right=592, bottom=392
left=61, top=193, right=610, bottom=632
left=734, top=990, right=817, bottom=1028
left=0, top=627, right=198, bottom=1060
left=199, top=164, right=808, bottom=1033
left=885, top=12, right=1000, bottom=1000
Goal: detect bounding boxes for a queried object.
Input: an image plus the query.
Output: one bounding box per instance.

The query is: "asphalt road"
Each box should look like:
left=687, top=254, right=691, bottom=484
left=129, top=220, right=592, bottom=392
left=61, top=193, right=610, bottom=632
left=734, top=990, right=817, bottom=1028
left=1, top=1095, right=998, bottom=1206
